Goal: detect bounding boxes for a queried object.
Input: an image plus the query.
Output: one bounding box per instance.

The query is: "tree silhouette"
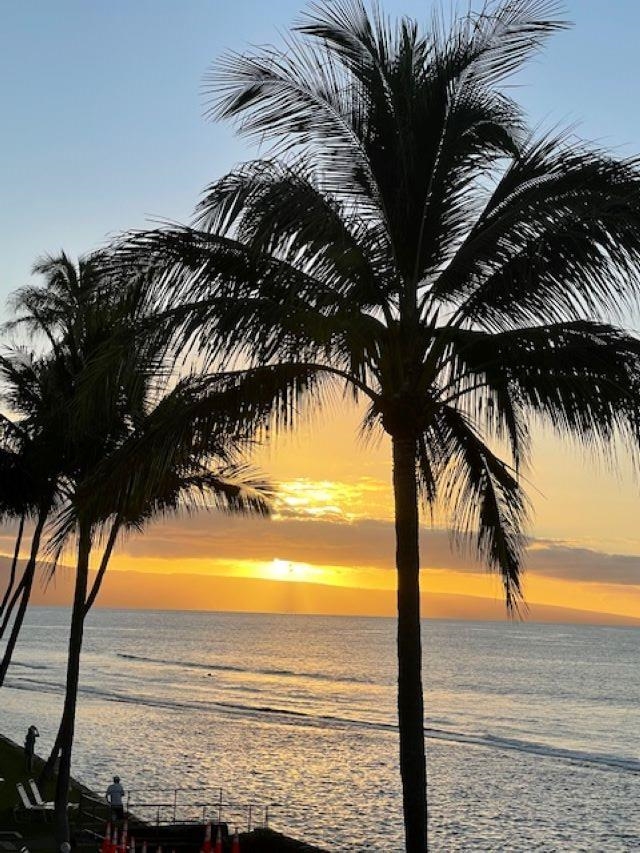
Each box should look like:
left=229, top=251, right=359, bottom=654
left=123, top=2, right=640, bottom=848
left=2, top=253, right=278, bottom=844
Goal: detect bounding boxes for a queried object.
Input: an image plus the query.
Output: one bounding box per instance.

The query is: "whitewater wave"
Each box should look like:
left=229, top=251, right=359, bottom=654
left=7, top=676, right=382, bottom=732
left=424, top=727, right=640, bottom=774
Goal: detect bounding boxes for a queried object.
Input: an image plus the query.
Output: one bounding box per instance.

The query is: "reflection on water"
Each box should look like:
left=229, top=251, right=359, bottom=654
left=1, top=609, right=639, bottom=851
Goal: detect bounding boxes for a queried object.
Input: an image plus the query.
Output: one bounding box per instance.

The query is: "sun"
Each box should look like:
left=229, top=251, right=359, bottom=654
left=265, top=558, right=320, bottom=582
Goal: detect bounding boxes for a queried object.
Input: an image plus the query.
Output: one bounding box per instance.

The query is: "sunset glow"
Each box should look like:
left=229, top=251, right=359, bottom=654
left=262, top=558, right=324, bottom=583
left=14, top=410, right=635, bottom=624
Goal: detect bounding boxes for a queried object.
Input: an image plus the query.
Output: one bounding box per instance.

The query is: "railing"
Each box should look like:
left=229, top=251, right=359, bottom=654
left=122, top=787, right=270, bottom=832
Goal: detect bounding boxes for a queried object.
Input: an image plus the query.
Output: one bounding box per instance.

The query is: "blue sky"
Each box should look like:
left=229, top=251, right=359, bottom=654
left=2, top=1, right=640, bottom=312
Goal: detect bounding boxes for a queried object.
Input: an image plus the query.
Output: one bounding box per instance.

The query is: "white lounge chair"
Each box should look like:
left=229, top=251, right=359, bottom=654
left=27, top=779, right=54, bottom=809
left=15, top=782, right=52, bottom=822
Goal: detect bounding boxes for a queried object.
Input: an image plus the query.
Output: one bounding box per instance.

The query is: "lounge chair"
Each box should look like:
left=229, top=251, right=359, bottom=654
left=27, top=779, right=54, bottom=809
left=14, top=783, right=52, bottom=822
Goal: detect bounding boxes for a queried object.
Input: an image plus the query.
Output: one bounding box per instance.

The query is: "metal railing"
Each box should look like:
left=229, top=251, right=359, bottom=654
left=122, top=787, right=270, bottom=832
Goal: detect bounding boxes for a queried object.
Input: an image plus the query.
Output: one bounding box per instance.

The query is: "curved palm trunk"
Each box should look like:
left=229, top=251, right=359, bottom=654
left=0, top=509, right=48, bottom=687
left=54, top=519, right=92, bottom=845
left=41, top=518, right=120, bottom=787
left=84, top=516, right=120, bottom=615
left=0, top=514, right=26, bottom=616
left=0, top=571, right=27, bottom=640
left=392, top=434, right=427, bottom=853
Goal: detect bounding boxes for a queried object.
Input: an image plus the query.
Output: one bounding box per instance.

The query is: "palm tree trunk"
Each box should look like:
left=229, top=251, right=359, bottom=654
left=392, top=434, right=427, bottom=853
left=39, top=723, right=62, bottom=788
left=84, top=516, right=120, bottom=615
left=54, top=518, right=92, bottom=845
left=0, top=510, right=48, bottom=687
left=41, top=520, right=120, bottom=788
left=0, top=514, right=25, bottom=617
left=0, top=571, right=27, bottom=640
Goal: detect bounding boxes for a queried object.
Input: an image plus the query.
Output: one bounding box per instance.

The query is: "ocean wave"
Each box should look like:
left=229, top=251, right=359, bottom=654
left=425, top=726, right=640, bottom=774
left=8, top=675, right=640, bottom=776
left=116, top=651, right=374, bottom=686
left=6, top=676, right=60, bottom=692
left=6, top=675, right=392, bottom=731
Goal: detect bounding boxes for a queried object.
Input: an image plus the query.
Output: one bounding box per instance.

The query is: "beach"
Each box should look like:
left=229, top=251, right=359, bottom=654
left=2, top=607, right=640, bottom=851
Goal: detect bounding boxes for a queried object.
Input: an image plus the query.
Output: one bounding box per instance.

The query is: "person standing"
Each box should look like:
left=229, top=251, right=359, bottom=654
left=106, top=775, right=125, bottom=822
left=24, top=725, right=39, bottom=773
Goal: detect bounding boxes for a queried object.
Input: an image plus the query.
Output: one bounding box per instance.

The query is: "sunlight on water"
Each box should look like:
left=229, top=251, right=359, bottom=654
left=2, top=610, right=640, bottom=851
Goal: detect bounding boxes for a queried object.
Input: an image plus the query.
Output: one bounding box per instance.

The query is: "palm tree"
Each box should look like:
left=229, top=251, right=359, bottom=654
left=0, top=252, right=176, bottom=835
left=0, top=250, right=137, bottom=684
left=0, top=449, right=30, bottom=619
left=122, top=2, right=640, bottom=849
left=50, top=374, right=289, bottom=844
left=3, top=253, right=284, bottom=845
left=0, top=352, right=66, bottom=686
left=39, top=365, right=278, bottom=809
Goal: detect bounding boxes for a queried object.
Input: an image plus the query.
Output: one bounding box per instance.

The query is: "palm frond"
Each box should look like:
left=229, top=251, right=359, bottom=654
left=430, top=405, right=529, bottom=612
left=196, top=159, right=394, bottom=309
left=434, top=134, right=640, bottom=326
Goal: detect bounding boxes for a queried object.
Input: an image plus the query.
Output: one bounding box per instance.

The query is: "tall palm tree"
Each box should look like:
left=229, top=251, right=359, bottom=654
left=123, top=2, right=640, bottom=849
left=40, top=367, right=278, bottom=828
left=3, top=252, right=286, bottom=845
left=0, top=250, right=136, bottom=683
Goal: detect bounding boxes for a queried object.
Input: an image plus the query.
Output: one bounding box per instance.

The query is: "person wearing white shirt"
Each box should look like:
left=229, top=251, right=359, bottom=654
left=106, top=775, right=125, bottom=822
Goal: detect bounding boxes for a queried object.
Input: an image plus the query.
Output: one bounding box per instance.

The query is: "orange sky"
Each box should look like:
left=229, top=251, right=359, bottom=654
left=3, top=399, right=639, bottom=625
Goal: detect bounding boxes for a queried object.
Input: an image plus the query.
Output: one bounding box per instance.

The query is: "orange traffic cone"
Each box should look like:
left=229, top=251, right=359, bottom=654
left=101, top=822, right=112, bottom=853
left=202, top=821, right=212, bottom=853
left=213, top=827, right=223, bottom=853
left=231, top=828, right=241, bottom=852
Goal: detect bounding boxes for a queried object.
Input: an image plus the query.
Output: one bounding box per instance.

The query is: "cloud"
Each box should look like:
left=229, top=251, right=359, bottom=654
left=113, top=510, right=640, bottom=589
left=2, top=491, right=640, bottom=590
left=117, top=512, right=466, bottom=570
left=271, top=477, right=392, bottom=521
left=527, top=541, right=640, bottom=585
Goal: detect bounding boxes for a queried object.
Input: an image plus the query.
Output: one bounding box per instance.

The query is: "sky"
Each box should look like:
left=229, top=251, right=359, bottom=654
left=2, top=1, right=640, bottom=623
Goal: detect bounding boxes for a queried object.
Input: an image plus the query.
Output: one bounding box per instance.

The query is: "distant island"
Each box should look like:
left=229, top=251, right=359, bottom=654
left=2, top=558, right=638, bottom=627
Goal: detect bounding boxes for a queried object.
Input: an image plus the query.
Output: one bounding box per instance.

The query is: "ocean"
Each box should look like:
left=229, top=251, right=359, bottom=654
left=1, top=607, right=639, bottom=851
